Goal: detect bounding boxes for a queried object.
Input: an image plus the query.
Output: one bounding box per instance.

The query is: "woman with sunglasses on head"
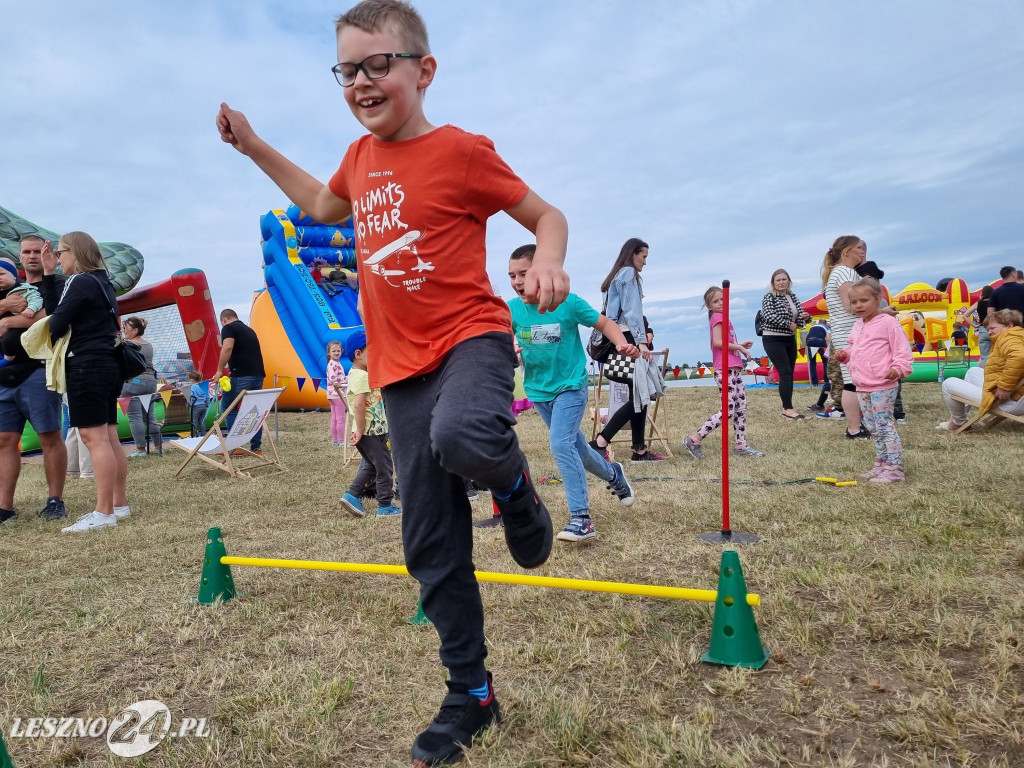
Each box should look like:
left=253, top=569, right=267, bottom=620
left=120, top=316, right=162, bottom=457
left=39, top=233, right=130, bottom=533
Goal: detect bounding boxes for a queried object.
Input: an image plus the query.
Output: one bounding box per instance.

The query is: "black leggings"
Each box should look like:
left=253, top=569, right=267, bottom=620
left=598, top=331, right=649, bottom=451
left=763, top=334, right=798, bottom=410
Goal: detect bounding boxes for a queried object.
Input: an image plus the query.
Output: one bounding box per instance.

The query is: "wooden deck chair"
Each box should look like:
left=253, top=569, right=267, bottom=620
left=950, top=392, right=1024, bottom=433
left=590, top=348, right=673, bottom=458
left=171, top=388, right=287, bottom=478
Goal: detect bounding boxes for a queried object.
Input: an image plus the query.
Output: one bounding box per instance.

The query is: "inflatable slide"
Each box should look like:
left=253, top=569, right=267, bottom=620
left=251, top=205, right=364, bottom=410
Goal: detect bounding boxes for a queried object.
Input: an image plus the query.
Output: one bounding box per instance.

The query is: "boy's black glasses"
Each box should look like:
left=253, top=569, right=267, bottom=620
left=332, top=53, right=423, bottom=87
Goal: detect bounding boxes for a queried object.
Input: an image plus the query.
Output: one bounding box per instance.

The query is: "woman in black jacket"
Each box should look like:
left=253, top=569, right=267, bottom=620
left=760, top=268, right=811, bottom=419
left=40, top=232, right=129, bottom=533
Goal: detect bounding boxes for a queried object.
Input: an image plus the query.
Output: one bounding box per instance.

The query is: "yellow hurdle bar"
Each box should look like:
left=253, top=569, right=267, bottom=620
left=220, top=556, right=760, bottom=606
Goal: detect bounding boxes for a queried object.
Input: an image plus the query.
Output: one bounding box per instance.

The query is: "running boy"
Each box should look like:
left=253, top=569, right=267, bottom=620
left=217, top=2, right=569, bottom=764
left=340, top=331, right=400, bottom=516
left=507, top=245, right=637, bottom=542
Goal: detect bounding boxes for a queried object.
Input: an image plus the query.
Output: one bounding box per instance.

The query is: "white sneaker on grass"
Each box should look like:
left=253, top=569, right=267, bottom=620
left=114, top=506, right=131, bottom=520
left=62, top=511, right=117, bottom=533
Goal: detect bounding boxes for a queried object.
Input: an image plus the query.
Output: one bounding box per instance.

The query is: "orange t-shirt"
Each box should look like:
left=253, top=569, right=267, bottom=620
left=328, top=125, right=528, bottom=388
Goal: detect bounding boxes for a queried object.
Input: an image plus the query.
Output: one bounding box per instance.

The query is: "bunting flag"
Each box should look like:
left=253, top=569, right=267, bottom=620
left=135, top=393, right=157, bottom=410
left=673, top=366, right=681, bottom=379
left=296, top=377, right=306, bottom=391
left=798, top=347, right=805, bottom=357
left=760, top=356, right=769, bottom=367
left=160, top=390, right=173, bottom=407
left=311, top=378, right=322, bottom=392
left=915, top=343, right=924, bottom=354
left=683, top=368, right=692, bottom=379
left=116, top=397, right=132, bottom=414
left=697, top=366, right=706, bottom=377
left=276, top=376, right=291, bottom=388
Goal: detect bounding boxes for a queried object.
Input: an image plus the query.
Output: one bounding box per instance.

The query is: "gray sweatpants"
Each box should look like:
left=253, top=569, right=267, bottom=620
left=383, top=332, right=523, bottom=688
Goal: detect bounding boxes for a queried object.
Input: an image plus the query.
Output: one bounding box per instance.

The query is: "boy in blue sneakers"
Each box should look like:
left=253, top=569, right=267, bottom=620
left=217, top=1, right=568, bottom=764
left=507, top=245, right=638, bottom=542
left=340, top=331, right=400, bottom=517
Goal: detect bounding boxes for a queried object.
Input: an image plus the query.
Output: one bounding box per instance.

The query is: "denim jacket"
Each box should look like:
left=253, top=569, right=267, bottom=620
left=605, top=267, right=644, bottom=341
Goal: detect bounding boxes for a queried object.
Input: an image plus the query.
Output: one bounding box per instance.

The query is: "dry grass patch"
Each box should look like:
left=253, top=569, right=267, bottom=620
left=1, top=383, right=1022, bottom=766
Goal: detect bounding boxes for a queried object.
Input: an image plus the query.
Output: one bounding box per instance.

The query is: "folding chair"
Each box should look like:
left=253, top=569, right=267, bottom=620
left=590, top=348, right=673, bottom=458
left=950, top=392, right=1024, bottom=433
left=171, top=388, right=287, bottom=478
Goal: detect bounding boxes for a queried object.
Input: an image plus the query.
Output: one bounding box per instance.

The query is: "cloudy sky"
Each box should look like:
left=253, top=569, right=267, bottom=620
left=3, top=0, right=1022, bottom=366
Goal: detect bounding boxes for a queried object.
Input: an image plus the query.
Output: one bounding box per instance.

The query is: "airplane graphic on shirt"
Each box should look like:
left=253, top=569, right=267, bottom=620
left=363, top=230, right=432, bottom=286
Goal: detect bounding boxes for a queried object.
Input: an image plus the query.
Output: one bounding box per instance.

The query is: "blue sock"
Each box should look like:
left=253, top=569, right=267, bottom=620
left=468, top=680, right=491, bottom=702
left=492, top=473, right=524, bottom=501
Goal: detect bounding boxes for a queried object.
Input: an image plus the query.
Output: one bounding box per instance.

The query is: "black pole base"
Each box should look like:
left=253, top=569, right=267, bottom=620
left=698, top=530, right=759, bottom=544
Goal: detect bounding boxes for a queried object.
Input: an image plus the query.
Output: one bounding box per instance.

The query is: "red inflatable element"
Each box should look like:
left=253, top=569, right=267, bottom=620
left=117, top=268, right=221, bottom=379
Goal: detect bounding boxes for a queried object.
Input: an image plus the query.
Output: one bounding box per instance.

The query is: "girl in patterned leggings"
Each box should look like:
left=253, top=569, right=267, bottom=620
left=834, top=278, right=913, bottom=483
left=682, top=286, right=764, bottom=459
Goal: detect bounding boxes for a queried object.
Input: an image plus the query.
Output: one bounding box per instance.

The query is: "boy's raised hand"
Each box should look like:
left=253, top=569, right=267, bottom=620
left=523, top=261, right=570, bottom=314
left=217, top=103, right=259, bottom=155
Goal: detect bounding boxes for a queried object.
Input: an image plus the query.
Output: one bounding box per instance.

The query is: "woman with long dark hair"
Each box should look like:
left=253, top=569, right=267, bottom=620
left=39, top=232, right=130, bottom=532
left=589, top=238, right=663, bottom=462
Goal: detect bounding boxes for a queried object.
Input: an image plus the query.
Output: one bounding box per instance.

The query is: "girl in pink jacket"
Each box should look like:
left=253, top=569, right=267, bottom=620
left=835, top=278, right=914, bottom=483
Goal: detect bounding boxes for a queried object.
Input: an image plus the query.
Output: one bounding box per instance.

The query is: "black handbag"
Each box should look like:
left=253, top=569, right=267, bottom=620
left=89, top=273, right=147, bottom=381
left=754, top=310, right=764, bottom=337
left=117, top=339, right=148, bottom=381
left=586, top=292, right=615, bottom=363
left=603, top=351, right=635, bottom=383
left=587, top=329, right=614, bottom=364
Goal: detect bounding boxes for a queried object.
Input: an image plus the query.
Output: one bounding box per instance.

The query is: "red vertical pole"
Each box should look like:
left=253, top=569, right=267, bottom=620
left=721, top=280, right=731, bottom=534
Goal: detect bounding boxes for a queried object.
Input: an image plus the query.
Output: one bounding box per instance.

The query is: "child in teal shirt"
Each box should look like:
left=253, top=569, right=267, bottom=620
left=507, top=245, right=638, bottom=541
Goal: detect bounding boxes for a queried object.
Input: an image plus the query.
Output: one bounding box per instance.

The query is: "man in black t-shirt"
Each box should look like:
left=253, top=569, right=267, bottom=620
left=0, top=235, right=68, bottom=524
left=216, top=308, right=266, bottom=453
left=989, top=266, right=1024, bottom=317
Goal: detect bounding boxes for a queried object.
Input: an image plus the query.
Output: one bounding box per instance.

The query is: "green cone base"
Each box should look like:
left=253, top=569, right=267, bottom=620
left=702, top=549, right=769, bottom=669
left=198, top=527, right=236, bottom=605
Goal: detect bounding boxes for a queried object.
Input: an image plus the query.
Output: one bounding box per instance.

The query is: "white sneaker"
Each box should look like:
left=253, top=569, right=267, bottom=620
left=62, top=511, right=118, bottom=533
left=113, top=506, right=131, bottom=520
left=935, top=421, right=957, bottom=431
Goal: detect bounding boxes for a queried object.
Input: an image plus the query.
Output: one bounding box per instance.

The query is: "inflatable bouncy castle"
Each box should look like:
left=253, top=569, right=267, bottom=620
left=249, top=205, right=364, bottom=410
left=764, top=277, right=993, bottom=384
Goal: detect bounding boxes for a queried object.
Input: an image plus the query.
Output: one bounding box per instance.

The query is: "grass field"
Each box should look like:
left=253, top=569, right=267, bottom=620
left=1, top=383, right=1022, bottom=767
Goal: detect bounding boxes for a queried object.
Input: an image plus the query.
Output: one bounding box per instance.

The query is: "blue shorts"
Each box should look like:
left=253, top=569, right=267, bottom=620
left=0, top=368, right=63, bottom=435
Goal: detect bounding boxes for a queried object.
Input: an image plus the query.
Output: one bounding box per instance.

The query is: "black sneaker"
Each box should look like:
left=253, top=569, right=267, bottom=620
left=845, top=426, right=871, bottom=440
left=411, top=674, right=501, bottom=767
left=588, top=439, right=609, bottom=461
left=0, top=507, right=16, bottom=525
left=493, top=462, right=552, bottom=569
left=40, top=497, right=67, bottom=520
